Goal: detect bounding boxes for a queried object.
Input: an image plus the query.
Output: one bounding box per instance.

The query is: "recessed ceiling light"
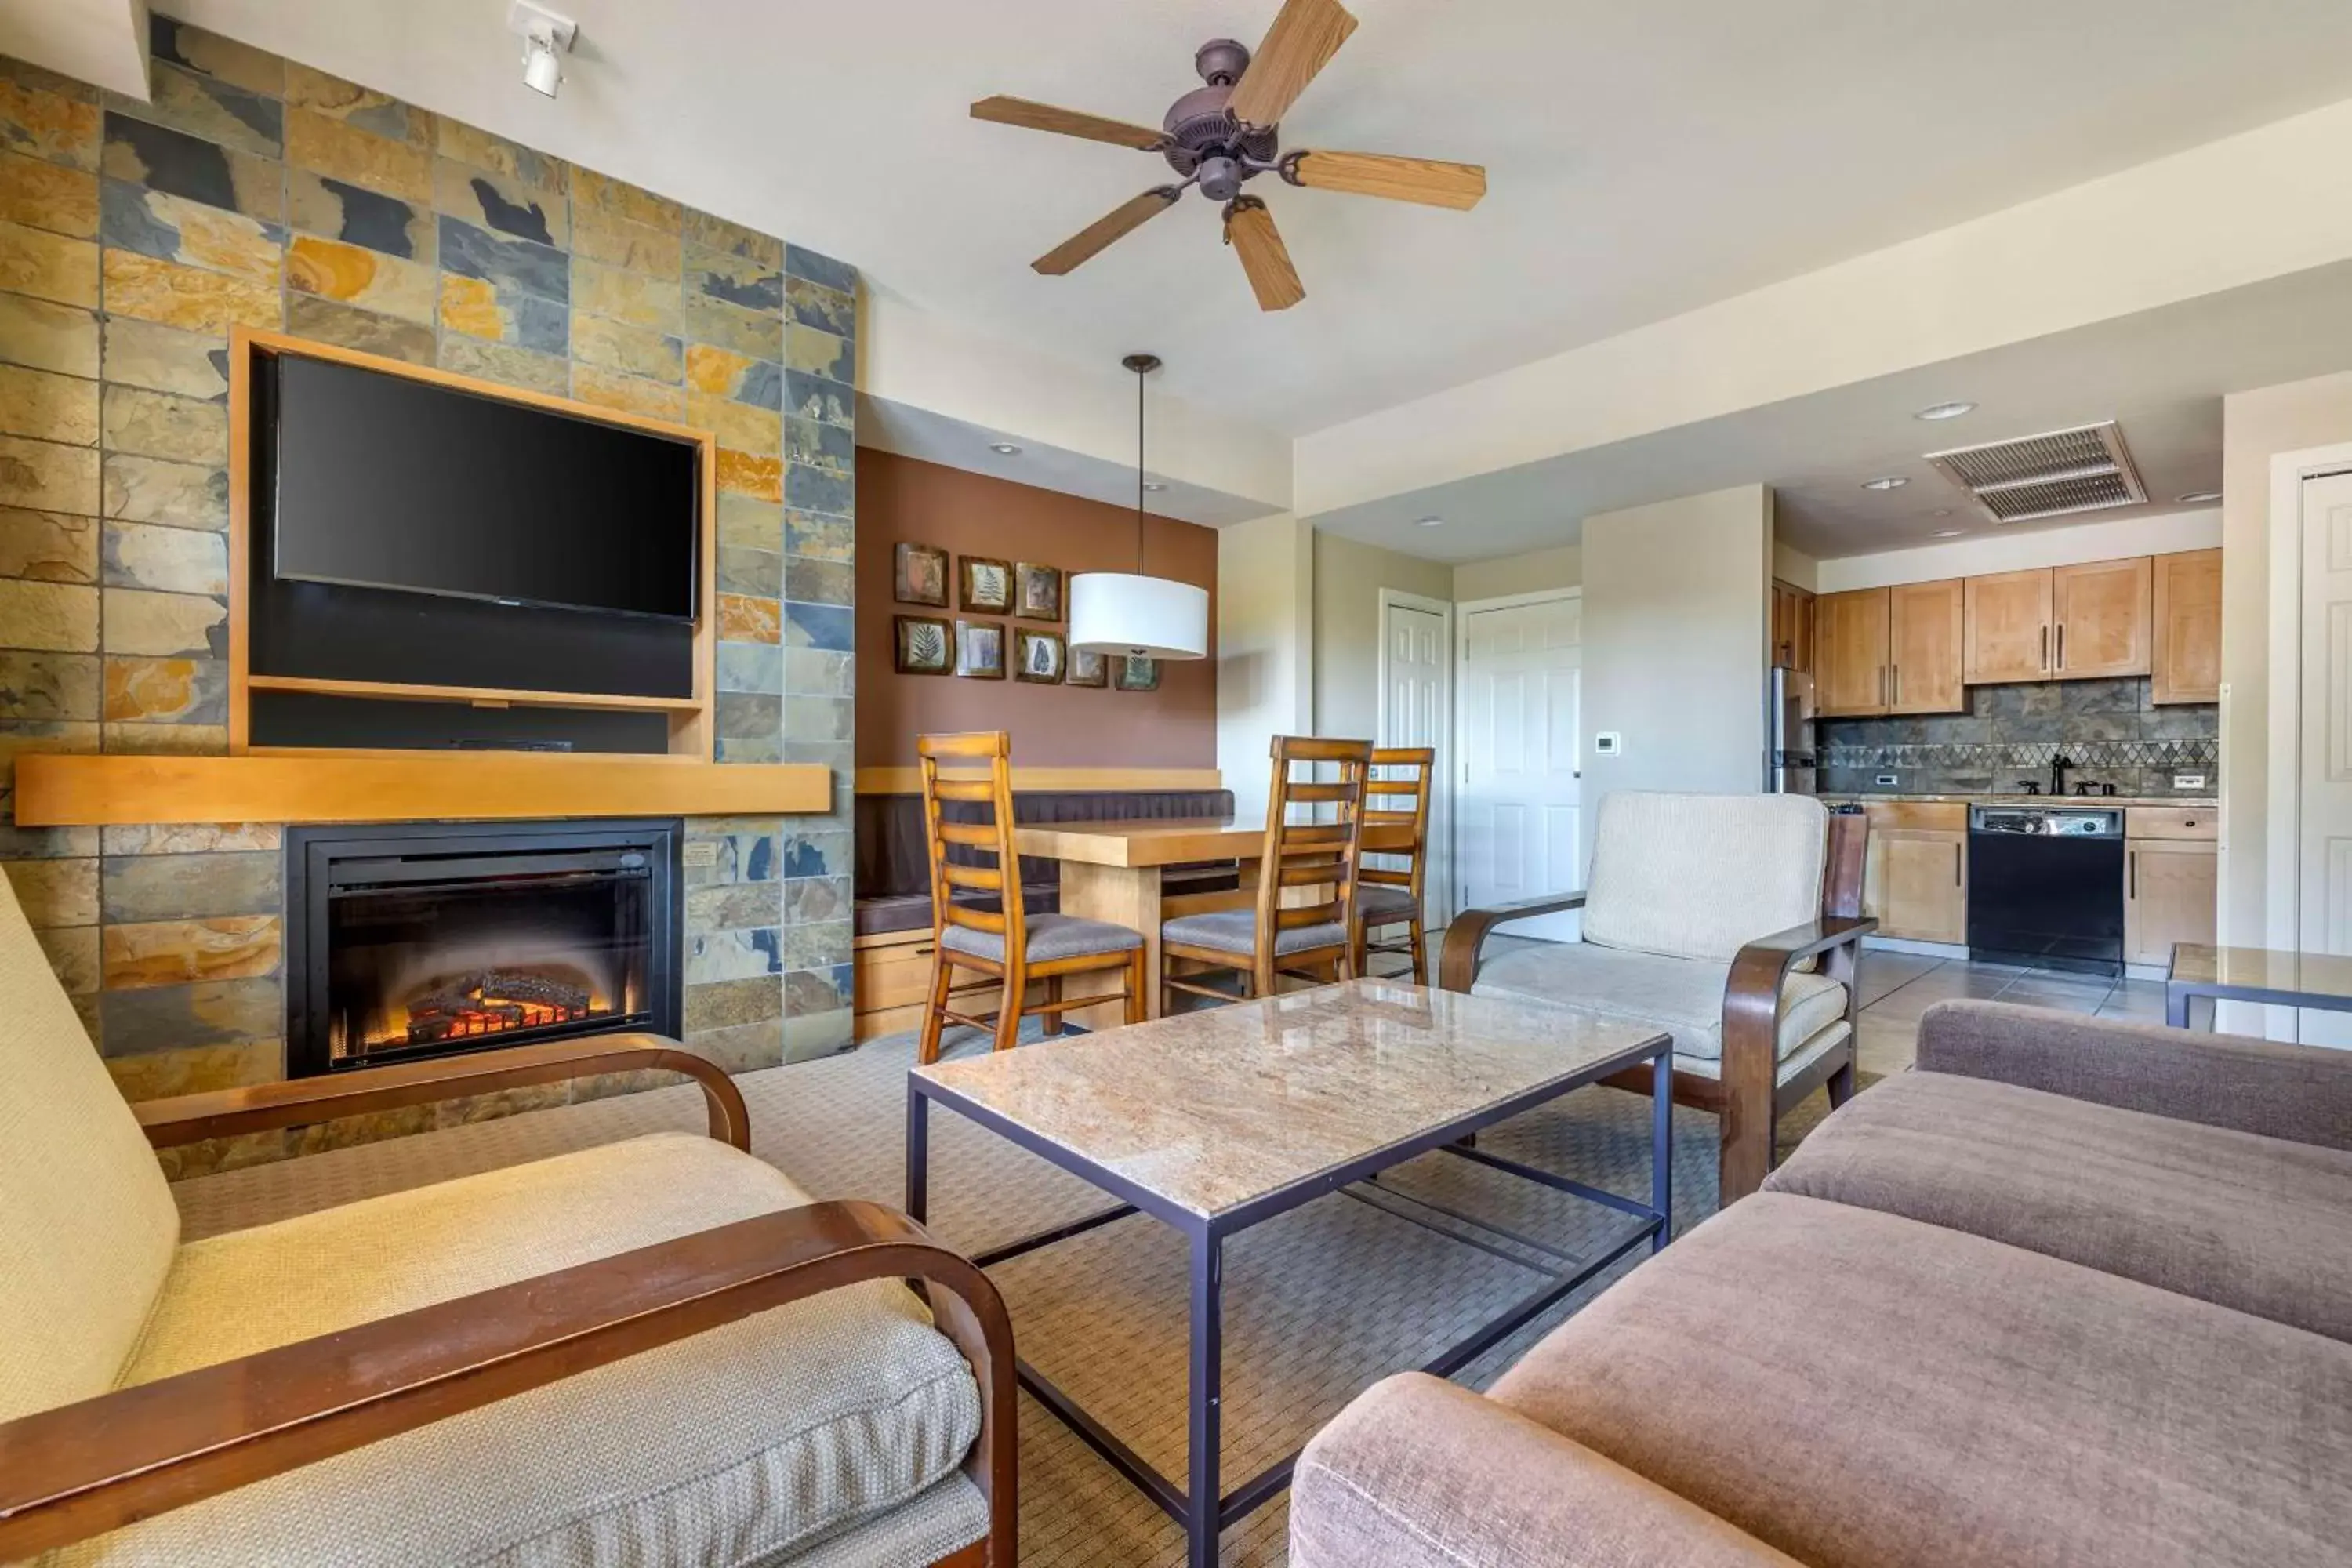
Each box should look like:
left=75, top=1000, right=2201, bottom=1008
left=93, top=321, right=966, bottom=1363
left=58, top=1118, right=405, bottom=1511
left=1142, top=481, right=1167, bottom=492
left=1862, top=476, right=1910, bottom=492
left=989, top=442, right=1022, bottom=456
left=1913, top=401, right=1976, bottom=422
left=1933, top=528, right=1965, bottom=538
left=2176, top=490, right=2222, bottom=504
left=1415, top=517, right=1446, bottom=528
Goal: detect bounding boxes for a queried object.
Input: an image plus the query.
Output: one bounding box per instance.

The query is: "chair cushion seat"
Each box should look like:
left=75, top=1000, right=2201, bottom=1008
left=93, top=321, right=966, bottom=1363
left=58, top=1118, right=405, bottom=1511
left=1470, top=939, right=1846, bottom=1062
left=66, top=1131, right=984, bottom=1568
left=1489, top=1192, right=2352, bottom=1568
left=1163, top=908, right=1348, bottom=958
left=942, top=911, right=1143, bottom=964
left=854, top=884, right=1058, bottom=937
left=1355, top=884, right=1418, bottom=922
left=1765, top=1069, right=2352, bottom=1343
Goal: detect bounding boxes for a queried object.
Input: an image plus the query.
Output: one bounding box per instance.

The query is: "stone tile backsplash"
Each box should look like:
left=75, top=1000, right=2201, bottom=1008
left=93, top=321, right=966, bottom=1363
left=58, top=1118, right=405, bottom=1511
left=0, top=19, right=858, bottom=1167
left=1819, top=677, right=2217, bottom=797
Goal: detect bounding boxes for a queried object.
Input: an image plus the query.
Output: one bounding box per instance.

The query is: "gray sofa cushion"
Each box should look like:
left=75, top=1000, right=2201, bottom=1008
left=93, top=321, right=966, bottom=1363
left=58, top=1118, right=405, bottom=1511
left=1471, top=940, right=1846, bottom=1062
left=1162, top=909, right=1346, bottom=958
left=942, top=913, right=1142, bottom=964
left=1490, top=1192, right=2352, bottom=1568
left=1764, top=1068, right=2352, bottom=1342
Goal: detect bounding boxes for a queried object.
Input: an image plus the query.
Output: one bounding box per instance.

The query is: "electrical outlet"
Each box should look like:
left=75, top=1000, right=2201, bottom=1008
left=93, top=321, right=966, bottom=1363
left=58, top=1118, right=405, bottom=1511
left=1875, top=774, right=1900, bottom=787
left=1593, top=732, right=1622, bottom=757
left=2173, top=772, right=2208, bottom=790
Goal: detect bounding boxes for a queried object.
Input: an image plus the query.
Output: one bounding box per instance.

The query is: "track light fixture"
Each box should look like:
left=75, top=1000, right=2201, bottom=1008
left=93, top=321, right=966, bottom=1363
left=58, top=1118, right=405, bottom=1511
left=508, top=2, right=576, bottom=98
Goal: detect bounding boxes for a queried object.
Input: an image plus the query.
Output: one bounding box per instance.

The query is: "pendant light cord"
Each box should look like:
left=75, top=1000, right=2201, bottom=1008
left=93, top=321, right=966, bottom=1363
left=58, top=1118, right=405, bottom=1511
left=1134, top=361, right=1146, bottom=572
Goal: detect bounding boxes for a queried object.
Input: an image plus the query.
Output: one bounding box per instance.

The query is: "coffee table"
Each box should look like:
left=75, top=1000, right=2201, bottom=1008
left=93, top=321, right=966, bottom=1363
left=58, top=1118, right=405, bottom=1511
left=905, top=978, right=1673, bottom=1568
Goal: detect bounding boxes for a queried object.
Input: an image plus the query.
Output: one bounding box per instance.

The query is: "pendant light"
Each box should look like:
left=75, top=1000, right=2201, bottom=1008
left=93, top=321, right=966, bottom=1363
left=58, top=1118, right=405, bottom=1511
left=1069, top=354, right=1209, bottom=660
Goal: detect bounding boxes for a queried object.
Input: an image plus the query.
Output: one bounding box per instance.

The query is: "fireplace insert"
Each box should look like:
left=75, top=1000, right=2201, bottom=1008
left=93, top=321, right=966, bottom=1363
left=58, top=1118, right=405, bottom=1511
left=285, top=819, right=682, bottom=1076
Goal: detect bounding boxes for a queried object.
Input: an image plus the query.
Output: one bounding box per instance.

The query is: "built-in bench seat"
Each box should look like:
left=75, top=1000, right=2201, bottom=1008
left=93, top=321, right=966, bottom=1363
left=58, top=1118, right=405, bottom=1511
left=851, top=789, right=1237, bottom=1039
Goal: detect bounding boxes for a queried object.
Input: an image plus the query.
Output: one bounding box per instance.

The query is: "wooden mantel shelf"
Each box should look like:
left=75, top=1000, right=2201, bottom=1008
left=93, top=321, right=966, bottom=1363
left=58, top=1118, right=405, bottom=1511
left=12, top=753, right=831, bottom=827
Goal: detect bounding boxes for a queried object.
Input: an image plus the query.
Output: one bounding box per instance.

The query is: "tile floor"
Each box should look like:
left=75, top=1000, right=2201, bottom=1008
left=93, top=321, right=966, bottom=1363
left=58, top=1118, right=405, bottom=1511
left=1852, top=948, right=2167, bottom=1077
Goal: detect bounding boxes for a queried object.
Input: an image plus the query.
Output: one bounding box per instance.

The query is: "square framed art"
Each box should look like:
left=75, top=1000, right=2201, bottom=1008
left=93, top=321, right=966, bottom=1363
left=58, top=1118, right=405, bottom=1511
left=1115, top=654, right=1160, bottom=692
left=1015, top=628, right=1065, bottom=683
left=893, top=542, right=949, bottom=607
left=960, top=556, right=1012, bottom=613
left=1066, top=647, right=1109, bottom=688
left=1014, top=562, right=1063, bottom=621
left=956, top=619, right=1006, bottom=678
left=894, top=615, right=952, bottom=674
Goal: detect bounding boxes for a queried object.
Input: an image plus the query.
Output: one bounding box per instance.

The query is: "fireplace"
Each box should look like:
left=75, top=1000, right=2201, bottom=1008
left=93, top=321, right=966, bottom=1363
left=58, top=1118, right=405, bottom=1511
left=285, top=819, right=682, bottom=1076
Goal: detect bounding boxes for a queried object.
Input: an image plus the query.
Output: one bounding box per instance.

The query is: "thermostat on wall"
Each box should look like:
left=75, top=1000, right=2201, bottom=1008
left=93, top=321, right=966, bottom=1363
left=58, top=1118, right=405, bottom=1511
left=1592, top=732, right=1622, bottom=757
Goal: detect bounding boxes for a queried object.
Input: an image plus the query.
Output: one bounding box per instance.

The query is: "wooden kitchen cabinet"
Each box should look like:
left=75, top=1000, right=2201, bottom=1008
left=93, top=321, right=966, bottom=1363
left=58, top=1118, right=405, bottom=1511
left=2151, top=548, right=2223, bottom=704
left=1860, top=803, right=1969, bottom=943
left=1814, top=587, right=1891, bottom=715
left=1771, top=579, right=1814, bottom=673
left=1963, top=568, right=2054, bottom=684
left=2125, top=839, right=2216, bottom=967
left=1887, top=579, right=1965, bottom=713
left=2052, top=557, right=2152, bottom=678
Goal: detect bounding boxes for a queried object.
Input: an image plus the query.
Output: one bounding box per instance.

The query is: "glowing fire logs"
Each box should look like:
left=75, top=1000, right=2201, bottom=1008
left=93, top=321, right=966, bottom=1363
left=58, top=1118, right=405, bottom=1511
left=401, top=970, right=602, bottom=1044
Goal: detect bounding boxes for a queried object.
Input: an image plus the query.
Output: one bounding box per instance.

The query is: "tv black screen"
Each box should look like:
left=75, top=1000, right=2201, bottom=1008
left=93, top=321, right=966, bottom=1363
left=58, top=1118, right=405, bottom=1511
left=270, top=354, right=699, bottom=621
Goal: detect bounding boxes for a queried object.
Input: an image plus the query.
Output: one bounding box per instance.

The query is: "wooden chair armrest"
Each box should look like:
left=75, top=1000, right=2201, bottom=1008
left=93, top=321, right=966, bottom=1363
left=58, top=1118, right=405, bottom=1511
left=0, top=1200, right=1017, bottom=1567
left=133, top=1033, right=751, bottom=1152
left=1719, top=916, right=1876, bottom=1198
left=1436, top=891, right=1589, bottom=993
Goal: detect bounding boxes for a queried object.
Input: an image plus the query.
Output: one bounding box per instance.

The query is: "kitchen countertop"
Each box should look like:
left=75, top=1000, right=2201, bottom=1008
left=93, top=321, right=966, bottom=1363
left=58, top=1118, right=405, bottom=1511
left=1821, top=793, right=2216, bottom=809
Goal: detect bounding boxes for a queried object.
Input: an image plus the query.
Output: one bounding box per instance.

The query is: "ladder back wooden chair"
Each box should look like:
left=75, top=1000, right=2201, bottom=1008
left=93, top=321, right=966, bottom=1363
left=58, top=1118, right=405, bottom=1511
left=916, top=731, right=1147, bottom=1065
left=1161, top=735, right=1373, bottom=1007
left=1353, top=746, right=1435, bottom=983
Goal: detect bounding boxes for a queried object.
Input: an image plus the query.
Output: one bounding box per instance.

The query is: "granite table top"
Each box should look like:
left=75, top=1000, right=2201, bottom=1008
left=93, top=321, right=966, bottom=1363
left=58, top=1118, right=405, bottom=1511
left=909, top=980, right=1669, bottom=1220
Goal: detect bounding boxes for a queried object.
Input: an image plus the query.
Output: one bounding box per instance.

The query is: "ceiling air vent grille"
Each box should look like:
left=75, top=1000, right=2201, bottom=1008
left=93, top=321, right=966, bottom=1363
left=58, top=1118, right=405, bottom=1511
left=1926, top=420, right=2147, bottom=524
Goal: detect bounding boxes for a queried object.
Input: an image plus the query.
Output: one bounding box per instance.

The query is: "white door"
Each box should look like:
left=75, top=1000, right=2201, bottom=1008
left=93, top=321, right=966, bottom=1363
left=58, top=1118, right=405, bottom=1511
left=1379, top=598, right=1450, bottom=926
left=2296, top=469, right=2352, bottom=1046
left=1457, top=593, right=1583, bottom=942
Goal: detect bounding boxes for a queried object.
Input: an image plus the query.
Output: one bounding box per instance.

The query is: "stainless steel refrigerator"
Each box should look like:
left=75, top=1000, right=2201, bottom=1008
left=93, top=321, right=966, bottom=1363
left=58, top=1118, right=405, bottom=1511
left=1769, top=668, right=1817, bottom=794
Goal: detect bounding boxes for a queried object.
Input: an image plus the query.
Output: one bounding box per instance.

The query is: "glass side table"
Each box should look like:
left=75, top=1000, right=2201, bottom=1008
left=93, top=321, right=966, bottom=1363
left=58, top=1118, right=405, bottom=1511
left=2165, top=942, right=2352, bottom=1028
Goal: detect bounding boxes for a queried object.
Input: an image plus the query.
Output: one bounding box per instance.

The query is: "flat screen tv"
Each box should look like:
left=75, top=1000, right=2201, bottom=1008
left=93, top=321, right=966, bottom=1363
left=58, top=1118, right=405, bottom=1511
left=269, top=353, right=700, bottom=622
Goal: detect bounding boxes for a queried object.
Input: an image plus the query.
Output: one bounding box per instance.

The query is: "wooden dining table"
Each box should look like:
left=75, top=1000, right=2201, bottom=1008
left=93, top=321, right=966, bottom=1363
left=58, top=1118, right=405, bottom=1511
left=1012, top=816, right=1417, bottom=1027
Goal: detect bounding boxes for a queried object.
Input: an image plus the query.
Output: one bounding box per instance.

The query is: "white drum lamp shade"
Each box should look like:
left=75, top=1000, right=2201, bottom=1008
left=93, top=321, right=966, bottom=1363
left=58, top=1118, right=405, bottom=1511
left=1069, top=572, right=1207, bottom=660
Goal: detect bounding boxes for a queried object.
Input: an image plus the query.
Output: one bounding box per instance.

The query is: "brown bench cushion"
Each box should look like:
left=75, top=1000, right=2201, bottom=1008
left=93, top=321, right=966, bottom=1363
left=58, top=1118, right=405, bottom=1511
left=1762, top=1068, right=2352, bottom=1342
left=1490, top=1192, right=2352, bottom=1568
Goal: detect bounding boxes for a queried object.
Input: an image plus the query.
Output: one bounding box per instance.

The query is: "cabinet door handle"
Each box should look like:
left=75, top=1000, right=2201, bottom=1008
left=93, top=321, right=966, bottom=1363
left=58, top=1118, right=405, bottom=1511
left=2040, top=625, right=2049, bottom=671
left=1954, top=842, right=1962, bottom=886
left=2057, top=623, right=2067, bottom=670
left=2129, top=850, right=2137, bottom=900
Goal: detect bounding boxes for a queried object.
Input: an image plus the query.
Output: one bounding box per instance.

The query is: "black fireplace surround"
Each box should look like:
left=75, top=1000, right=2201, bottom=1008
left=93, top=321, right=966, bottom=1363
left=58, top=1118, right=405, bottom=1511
left=285, top=819, right=682, bottom=1077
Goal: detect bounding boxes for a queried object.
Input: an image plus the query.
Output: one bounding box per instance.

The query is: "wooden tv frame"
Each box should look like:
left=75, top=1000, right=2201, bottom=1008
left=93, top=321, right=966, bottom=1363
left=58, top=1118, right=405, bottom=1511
left=227, top=326, right=720, bottom=761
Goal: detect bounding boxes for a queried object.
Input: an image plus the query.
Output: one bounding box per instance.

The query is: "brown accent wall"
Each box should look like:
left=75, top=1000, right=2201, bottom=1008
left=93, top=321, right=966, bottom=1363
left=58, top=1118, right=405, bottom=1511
left=856, top=448, right=1218, bottom=767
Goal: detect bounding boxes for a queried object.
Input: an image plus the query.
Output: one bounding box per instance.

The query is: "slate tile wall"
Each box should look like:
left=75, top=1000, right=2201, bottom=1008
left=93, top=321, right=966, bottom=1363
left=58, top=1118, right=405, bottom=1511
left=0, top=20, right=858, bottom=1171
left=1818, top=677, right=2219, bottom=797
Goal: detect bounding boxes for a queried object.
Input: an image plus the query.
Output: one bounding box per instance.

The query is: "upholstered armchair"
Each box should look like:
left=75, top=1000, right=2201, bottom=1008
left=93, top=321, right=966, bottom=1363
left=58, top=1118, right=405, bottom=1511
left=1440, top=792, right=1871, bottom=1204
left=0, top=874, right=1014, bottom=1567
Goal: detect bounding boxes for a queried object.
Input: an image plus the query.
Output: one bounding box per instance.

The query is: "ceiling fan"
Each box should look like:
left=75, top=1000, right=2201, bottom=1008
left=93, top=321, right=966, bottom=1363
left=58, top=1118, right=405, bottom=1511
left=971, top=0, right=1486, bottom=311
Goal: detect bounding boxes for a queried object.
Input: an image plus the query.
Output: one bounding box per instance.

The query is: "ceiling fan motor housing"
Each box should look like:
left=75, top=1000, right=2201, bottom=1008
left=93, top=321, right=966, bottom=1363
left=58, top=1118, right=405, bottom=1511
left=1163, top=40, right=1279, bottom=186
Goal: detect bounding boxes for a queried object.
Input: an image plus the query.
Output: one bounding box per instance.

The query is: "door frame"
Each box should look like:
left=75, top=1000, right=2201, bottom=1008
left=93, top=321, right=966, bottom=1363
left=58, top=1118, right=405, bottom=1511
left=1452, top=586, right=1584, bottom=933
left=1376, top=587, right=1456, bottom=927
left=2260, top=442, right=2352, bottom=1037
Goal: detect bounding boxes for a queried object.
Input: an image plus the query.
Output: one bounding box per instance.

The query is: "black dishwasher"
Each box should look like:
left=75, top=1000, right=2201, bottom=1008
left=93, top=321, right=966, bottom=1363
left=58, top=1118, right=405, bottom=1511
left=1966, top=807, right=2125, bottom=975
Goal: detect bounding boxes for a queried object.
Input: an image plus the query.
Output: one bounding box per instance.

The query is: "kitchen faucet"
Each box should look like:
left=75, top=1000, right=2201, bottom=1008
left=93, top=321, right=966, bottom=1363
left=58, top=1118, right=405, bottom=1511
left=2049, top=753, right=2074, bottom=797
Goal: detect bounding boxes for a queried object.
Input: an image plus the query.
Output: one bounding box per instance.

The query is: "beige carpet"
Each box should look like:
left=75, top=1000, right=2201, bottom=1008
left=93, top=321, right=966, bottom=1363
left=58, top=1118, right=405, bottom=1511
left=173, top=1020, right=1857, bottom=1566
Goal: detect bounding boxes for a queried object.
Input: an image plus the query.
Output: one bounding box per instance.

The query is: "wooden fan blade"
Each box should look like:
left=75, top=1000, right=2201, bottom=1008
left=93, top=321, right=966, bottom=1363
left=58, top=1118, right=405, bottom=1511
left=971, top=96, right=1166, bottom=151
left=1229, top=0, right=1358, bottom=129
left=1033, top=188, right=1182, bottom=275
left=1225, top=201, right=1304, bottom=311
left=1290, top=149, right=1486, bottom=210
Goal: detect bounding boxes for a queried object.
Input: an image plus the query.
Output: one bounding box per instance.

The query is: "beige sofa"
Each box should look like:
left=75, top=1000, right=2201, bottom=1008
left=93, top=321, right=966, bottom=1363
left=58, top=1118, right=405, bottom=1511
left=0, top=871, right=1013, bottom=1566
left=1291, top=1000, right=2352, bottom=1567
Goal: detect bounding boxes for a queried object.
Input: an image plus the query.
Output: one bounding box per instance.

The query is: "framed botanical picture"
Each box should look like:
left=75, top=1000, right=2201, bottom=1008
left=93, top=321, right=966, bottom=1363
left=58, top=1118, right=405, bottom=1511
left=1066, top=647, right=1109, bottom=688
left=893, top=542, right=949, bottom=608
left=959, top=556, right=1012, bottom=614
left=1114, top=654, right=1160, bottom=692
left=893, top=615, right=952, bottom=675
left=955, top=619, right=1005, bottom=679
left=1014, top=629, right=1065, bottom=684
left=1014, top=561, right=1063, bottom=622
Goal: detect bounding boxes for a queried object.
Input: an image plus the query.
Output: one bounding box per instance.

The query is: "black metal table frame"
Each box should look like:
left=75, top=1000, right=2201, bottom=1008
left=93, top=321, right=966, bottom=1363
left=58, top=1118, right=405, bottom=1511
left=906, top=1040, right=1674, bottom=1568
left=2164, top=975, right=2352, bottom=1028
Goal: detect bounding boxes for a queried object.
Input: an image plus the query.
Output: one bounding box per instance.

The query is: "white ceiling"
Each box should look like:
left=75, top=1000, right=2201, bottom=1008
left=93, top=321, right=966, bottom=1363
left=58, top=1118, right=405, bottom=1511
left=1308, top=257, right=2352, bottom=560
left=168, top=0, right=2352, bottom=439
